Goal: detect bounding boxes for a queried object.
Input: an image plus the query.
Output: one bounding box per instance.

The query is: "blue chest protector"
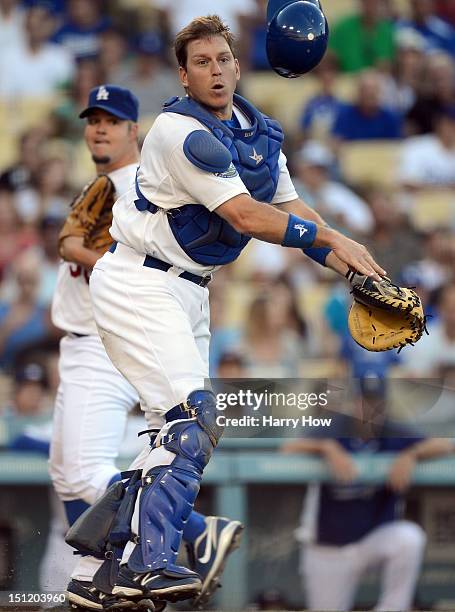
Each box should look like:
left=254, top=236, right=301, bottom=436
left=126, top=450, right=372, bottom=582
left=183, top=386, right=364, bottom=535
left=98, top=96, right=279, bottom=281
left=138, top=94, right=284, bottom=266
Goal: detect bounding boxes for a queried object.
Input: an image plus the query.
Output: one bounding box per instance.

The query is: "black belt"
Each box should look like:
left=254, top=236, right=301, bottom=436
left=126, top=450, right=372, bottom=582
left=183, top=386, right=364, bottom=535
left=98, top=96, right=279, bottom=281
left=109, top=242, right=211, bottom=287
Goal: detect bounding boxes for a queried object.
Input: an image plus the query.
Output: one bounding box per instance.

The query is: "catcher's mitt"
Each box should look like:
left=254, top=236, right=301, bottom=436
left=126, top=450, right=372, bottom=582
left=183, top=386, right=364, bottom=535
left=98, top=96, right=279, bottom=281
left=346, top=272, right=427, bottom=352
left=59, top=174, right=116, bottom=256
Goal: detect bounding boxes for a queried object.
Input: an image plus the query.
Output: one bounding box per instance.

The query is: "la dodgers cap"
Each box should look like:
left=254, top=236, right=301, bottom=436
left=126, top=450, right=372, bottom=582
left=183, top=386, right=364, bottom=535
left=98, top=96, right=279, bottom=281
left=79, top=84, right=139, bottom=122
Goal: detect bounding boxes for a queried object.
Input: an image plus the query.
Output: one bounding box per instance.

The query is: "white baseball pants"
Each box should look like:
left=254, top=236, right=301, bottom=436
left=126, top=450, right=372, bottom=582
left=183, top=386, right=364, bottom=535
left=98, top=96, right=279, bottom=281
left=301, top=520, right=426, bottom=611
left=89, top=243, right=211, bottom=414
left=49, top=333, right=139, bottom=504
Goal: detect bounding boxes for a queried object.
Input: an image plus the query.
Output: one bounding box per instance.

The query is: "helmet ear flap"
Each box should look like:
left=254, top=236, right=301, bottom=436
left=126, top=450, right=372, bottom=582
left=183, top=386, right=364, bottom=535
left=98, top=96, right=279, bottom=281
left=266, top=0, right=329, bottom=79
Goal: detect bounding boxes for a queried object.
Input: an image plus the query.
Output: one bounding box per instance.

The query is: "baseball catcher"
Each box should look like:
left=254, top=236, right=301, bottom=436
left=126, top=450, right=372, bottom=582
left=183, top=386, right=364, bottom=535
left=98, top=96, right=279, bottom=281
left=346, top=272, right=427, bottom=353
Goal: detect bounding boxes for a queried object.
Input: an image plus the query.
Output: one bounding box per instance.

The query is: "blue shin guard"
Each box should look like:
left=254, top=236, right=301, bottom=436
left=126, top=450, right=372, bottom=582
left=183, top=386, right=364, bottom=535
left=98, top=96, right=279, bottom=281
left=128, top=390, right=223, bottom=575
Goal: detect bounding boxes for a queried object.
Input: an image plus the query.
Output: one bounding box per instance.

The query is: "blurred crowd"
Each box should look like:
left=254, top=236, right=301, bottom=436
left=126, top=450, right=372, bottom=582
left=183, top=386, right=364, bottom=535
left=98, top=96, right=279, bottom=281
left=0, top=0, right=454, bottom=429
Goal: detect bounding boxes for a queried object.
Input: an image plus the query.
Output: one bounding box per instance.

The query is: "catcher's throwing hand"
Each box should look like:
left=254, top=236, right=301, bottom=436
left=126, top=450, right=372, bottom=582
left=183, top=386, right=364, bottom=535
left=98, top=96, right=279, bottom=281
left=347, top=273, right=427, bottom=352
left=317, top=227, right=386, bottom=280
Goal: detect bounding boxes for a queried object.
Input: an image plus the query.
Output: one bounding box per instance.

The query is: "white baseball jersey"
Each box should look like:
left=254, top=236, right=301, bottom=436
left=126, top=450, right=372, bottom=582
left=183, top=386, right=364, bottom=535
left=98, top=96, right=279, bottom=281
left=110, top=103, right=298, bottom=275
left=51, top=163, right=138, bottom=335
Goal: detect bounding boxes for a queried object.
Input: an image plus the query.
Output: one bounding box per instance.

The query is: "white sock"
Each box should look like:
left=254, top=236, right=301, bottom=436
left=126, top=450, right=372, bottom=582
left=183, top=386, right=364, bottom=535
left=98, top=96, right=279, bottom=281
left=71, top=556, right=104, bottom=582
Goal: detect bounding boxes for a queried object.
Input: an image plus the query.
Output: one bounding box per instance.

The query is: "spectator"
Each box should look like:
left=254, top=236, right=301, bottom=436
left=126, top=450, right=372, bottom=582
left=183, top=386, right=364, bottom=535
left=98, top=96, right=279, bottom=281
left=114, top=32, right=180, bottom=116
left=0, top=189, right=36, bottom=282
left=397, top=0, right=455, bottom=57
left=364, top=186, right=422, bottom=279
left=208, top=283, right=241, bottom=377
left=4, top=361, right=51, bottom=442
left=382, top=29, right=427, bottom=114
left=332, top=70, right=402, bottom=142
left=98, top=27, right=128, bottom=83
left=293, top=141, right=374, bottom=236
left=398, top=106, right=455, bottom=189
left=0, top=127, right=46, bottom=195
left=328, top=0, right=396, bottom=73
left=299, top=54, right=344, bottom=141
left=0, top=251, right=49, bottom=371
left=51, top=0, right=111, bottom=60
left=435, top=0, right=455, bottom=26
left=400, top=229, right=455, bottom=310
left=21, top=0, right=66, bottom=17
left=283, top=380, right=453, bottom=611
left=406, top=52, right=455, bottom=135
left=52, top=57, right=106, bottom=140
left=153, top=0, right=256, bottom=38
left=0, top=5, right=74, bottom=100
left=240, top=280, right=313, bottom=377
left=216, top=351, right=247, bottom=378
left=14, top=154, right=72, bottom=225
left=36, top=214, right=63, bottom=306
left=237, top=0, right=269, bottom=71
left=400, top=283, right=455, bottom=376
left=0, top=0, right=25, bottom=55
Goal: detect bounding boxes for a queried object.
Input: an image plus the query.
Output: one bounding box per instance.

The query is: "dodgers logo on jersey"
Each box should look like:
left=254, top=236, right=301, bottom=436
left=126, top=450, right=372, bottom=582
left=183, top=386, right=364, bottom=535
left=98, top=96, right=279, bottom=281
left=295, top=224, right=309, bottom=237
left=214, top=163, right=239, bottom=179
left=96, top=85, right=110, bottom=101
left=249, top=148, right=263, bottom=165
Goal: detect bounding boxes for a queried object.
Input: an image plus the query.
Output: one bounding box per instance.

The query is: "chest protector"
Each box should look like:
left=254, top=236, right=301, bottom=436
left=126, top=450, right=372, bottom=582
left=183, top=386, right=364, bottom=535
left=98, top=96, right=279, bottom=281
left=146, top=94, right=283, bottom=266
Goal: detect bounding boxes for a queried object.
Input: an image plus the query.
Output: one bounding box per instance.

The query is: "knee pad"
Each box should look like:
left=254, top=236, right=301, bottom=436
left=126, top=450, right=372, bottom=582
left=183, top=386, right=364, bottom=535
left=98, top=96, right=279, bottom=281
left=161, top=390, right=223, bottom=472
left=189, top=389, right=224, bottom=446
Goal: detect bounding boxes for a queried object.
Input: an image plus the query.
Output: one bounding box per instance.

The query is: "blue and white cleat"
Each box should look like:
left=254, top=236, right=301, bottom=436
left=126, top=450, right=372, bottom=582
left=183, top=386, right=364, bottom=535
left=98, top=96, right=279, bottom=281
left=186, top=516, right=244, bottom=605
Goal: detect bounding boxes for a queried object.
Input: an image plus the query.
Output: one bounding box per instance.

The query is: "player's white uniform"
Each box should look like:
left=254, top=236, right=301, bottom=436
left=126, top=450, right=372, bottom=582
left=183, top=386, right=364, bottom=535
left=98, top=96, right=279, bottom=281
left=49, top=164, right=140, bottom=505
left=89, top=98, right=297, bottom=582
left=90, top=107, right=298, bottom=414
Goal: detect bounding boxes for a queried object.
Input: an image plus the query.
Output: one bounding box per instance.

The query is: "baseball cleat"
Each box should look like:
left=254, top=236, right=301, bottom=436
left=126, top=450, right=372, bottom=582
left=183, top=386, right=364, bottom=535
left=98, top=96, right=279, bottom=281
left=67, top=579, right=110, bottom=610
left=112, top=565, right=202, bottom=603
left=186, top=516, right=244, bottom=605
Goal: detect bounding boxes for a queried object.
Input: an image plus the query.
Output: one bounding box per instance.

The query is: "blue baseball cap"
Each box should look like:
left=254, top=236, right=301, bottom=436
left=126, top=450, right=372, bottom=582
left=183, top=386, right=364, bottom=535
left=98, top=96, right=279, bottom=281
left=79, top=85, right=139, bottom=122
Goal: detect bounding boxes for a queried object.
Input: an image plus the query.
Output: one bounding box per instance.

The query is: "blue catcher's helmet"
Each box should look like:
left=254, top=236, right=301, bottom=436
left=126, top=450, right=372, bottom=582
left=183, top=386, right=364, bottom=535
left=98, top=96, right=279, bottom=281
left=266, top=0, right=329, bottom=78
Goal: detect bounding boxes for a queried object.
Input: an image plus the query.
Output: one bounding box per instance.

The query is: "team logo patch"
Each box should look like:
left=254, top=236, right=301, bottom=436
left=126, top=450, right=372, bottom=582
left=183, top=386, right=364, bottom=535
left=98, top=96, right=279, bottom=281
left=214, top=163, right=238, bottom=179
left=249, top=148, right=263, bottom=165
left=96, top=85, right=109, bottom=101
left=294, top=223, right=309, bottom=237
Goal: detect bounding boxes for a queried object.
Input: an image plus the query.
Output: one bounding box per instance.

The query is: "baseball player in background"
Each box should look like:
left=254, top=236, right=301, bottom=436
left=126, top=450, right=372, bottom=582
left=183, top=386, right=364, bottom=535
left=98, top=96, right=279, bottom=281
left=284, top=377, right=454, bottom=611
left=88, top=14, right=386, bottom=606
left=49, top=84, right=242, bottom=611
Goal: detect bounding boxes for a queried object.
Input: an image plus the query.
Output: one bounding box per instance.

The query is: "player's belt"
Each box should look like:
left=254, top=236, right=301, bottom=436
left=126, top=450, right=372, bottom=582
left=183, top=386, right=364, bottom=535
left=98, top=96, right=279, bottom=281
left=109, top=242, right=212, bottom=287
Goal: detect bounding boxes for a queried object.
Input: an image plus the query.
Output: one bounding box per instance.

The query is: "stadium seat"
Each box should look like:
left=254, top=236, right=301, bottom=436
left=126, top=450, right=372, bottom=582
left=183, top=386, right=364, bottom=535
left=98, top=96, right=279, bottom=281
left=242, top=73, right=357, bottom=132
left=339, top=140, right=400, bottom=187
left=410, top=189, right=455, bottom=230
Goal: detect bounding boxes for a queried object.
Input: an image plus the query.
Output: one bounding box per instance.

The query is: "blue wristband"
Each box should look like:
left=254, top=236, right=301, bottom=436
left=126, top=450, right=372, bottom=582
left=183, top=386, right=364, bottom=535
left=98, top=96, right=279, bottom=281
left=303, top=247, right=332, bottom=267
left=281, top=214, right=317, bottom=249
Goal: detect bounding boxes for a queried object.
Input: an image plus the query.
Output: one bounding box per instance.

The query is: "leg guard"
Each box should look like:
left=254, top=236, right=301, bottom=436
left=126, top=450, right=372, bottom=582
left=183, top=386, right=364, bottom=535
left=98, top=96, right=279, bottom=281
left=65, top=470, right=140, bottom=557
left=128, top=390, right=222, bottom=574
